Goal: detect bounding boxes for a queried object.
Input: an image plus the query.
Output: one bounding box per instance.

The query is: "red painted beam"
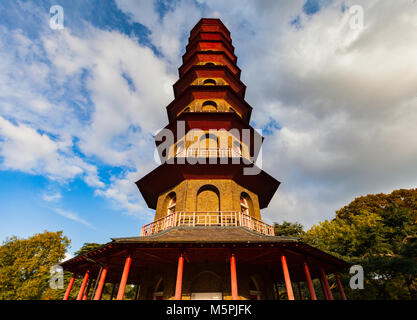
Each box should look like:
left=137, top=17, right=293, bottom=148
left=93, top=266, right=108, bottom=300
left=334, top=273, right=347, bottom=300
left=303, top=262, right=317, bottom=300
left=175, top=253, right=185, bottom=300
left=63, top=275, right=75, bottom=300
left=76, top=269, right=90, bottom=300
left=281, top=254, right=294, bottom=300
left=116, top=254, right=132, bottom=300
left=230, top=253, right=239, bottom=300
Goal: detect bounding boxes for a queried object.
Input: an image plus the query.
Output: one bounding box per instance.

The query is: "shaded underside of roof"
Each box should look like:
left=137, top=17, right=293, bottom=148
left=60, top=227, right=349, bottom=283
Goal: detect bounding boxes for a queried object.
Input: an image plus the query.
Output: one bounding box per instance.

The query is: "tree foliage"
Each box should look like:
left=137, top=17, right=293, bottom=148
left=274, top=221, right=305, bottom=238
left=304, top=189, right=417, bottom=300
left=74, top=242, right=103, bottom=256
left=0, top=230, right=70, bottom=300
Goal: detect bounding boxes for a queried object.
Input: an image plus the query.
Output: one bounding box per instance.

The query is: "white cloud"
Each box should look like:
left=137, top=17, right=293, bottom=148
left=54, top=208, right=94, bottom=229
left=43, top=27, right=176, bottom=166
left=116, top=0, right=202, bottom=64
left=42, top=191, right=62, bottom=203
left=0, top=116, right=104, bottom=187
left=0, top=14, right=177, bottom=216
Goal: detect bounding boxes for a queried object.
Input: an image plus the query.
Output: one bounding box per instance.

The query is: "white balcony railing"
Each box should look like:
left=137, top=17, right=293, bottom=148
left=140, top=211, right=275, bottom=237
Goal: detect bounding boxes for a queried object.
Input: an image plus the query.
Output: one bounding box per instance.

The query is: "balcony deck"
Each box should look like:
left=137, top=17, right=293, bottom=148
left=140, top=211, right=275, bottom=237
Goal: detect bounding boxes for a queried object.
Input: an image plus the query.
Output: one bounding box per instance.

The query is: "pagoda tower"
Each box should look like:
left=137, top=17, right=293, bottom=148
left=60, top=18, right=349, bottom=301
left=137, top=18, right=279, bottom=238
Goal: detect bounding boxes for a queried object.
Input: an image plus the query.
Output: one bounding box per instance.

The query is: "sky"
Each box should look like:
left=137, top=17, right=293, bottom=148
left=0, top=0, right=416, bottom=257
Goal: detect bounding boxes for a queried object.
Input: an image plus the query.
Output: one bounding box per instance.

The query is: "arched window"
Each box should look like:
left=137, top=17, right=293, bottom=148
left=240, top=193, right=253, bottom=216
left=190, top=271, right=222, bottom=300
left=197, top=185, right=220, bottom=213
left=201, top=100, right=217, bottom=112
left=249, top=276, right=261, bottom=300
left=167, top=196, right=176, bottom=215
left=203, top=79, right=216, bottom=86
left=163, top=192, right=176, bottom=216
left=205, top=62, right=215, bottom=67
left=240, top=196, right=249, bottom=215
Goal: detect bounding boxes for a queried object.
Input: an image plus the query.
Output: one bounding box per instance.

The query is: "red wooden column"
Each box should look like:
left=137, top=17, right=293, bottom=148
left=230, top=253, right=239, bottom=300
left=175, top=253, right=185, bottom=300
left=334, top=273, right=347, bottom=300
left=76, top=269, right=90, bottom=300
left=116, top=254, right=132, bottom=300
left=280, top=253, right=294, bottom=300
left=63, top=274, right=75, bottom=300
left=82, top=279, right=93, bottom=300
left=320, top=267, right=334, bottom=300
left=93, top=266, right=108, bottom=300
left=303, top=262, right=317, bottom=300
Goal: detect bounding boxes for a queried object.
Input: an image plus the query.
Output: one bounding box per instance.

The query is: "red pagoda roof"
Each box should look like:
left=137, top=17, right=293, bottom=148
left=135, top=162, right=280, bottom=210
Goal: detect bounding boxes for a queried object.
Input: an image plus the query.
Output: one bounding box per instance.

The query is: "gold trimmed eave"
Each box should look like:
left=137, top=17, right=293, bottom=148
left=135, top=162, right=280, bottom=210
left=166, top=85, right=253, bottom=124
left=178, top=50, right=242, bottom=79
left=154, top=112, right=264, bottom=161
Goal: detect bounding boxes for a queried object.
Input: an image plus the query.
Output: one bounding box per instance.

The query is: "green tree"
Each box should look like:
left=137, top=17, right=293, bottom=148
left=304, top=189, right=417, bottom=300
left=74, top=242, right=103, bottom=256
left=274, top=221, right=305, bottom=238
left=0, top=230, right=70, bottom=300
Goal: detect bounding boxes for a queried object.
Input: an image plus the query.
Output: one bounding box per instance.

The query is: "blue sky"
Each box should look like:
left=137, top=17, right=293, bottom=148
left=0, top=0, right=168, bottom=254
left=1, top=0, right=416, bottom=257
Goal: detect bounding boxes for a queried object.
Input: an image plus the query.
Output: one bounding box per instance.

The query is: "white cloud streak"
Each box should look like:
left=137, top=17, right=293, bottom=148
left=54, top=208, right=94, bottom=229
left=42, top=191, right=62, bottom=203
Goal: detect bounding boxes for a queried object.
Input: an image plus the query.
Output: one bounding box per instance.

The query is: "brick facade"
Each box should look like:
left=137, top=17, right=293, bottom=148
left=155, top=179, right=261, bottom=221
